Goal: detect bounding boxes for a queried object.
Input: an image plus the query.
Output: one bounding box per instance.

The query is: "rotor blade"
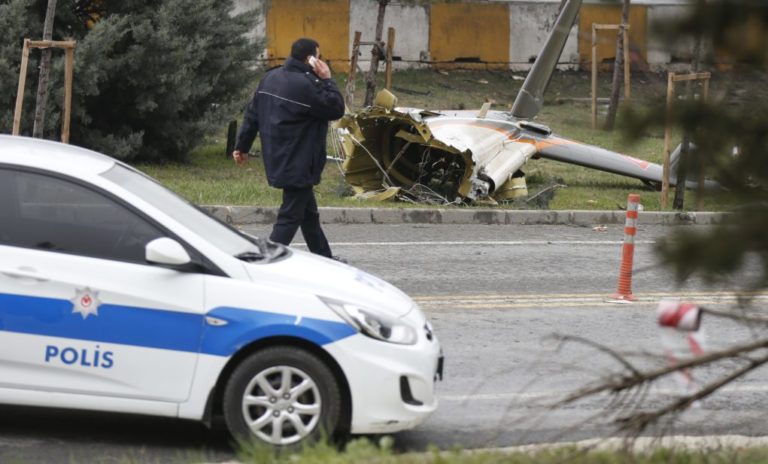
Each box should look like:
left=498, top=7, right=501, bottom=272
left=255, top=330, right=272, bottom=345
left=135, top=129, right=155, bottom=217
left=534, top=135, right=720, bottom=190
left=511, top=0, right=583, bottom=119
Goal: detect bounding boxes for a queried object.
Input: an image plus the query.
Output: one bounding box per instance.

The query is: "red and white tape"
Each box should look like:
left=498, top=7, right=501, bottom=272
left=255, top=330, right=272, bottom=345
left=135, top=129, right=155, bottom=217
left=657, top=300, right=702, bottom=332
left=657, top=299, right=706, bottom=392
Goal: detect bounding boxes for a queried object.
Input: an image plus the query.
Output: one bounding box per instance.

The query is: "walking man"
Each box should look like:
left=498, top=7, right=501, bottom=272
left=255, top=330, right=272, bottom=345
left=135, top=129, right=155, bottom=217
left=232, top=38, right=345, bottom=259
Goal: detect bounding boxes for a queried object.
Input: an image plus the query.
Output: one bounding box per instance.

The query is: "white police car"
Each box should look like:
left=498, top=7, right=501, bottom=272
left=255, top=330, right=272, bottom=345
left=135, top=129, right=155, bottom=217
left=0, top=135, right=442, bottom=446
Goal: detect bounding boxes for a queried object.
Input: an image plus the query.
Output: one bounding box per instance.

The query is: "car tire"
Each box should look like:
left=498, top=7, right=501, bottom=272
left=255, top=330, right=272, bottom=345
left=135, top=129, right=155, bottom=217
left=223, top=346, right=342, bottom=446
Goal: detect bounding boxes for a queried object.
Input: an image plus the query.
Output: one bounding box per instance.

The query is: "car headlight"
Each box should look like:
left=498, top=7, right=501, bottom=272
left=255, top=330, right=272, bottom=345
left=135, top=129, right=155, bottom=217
left=320, top=297, right=418, bottom=345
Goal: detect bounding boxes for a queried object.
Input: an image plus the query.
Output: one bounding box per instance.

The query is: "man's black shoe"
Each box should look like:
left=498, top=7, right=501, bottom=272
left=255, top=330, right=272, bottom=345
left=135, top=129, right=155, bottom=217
left=331, top=256, right=348, bottom=264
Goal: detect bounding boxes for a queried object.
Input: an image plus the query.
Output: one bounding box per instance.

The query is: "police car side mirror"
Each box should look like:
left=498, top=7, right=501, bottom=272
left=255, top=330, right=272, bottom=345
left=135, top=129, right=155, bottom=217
left=145, top=237, right=191, bottom=266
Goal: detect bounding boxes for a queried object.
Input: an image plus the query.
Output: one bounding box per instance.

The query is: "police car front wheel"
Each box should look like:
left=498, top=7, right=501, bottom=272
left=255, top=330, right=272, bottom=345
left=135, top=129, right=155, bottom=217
left=223, top=346, right=342, bottom=446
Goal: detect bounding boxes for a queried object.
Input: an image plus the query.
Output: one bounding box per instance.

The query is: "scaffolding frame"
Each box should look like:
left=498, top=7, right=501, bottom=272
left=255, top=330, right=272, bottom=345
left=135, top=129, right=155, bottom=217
left=13, top=39, right=76, bottom=143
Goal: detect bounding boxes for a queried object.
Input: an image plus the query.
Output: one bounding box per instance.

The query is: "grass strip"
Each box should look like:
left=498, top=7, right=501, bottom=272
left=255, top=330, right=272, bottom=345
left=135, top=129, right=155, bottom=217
left=138, top=69, right=750, bottom=212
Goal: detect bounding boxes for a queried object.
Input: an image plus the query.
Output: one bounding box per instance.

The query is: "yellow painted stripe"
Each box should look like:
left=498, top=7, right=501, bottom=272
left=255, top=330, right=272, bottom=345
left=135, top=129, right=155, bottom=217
left=420, top=299, right=763, bottom=310
left=414, top=291, right=768, bottom=310
left=413, top=290, right=768, bottom=301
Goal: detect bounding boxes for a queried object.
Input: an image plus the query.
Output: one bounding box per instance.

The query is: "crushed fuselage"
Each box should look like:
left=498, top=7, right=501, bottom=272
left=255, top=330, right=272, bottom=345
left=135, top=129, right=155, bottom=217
left=334, top=105, right=711, bottom=204
left=335, top=107, right=534, bottom=203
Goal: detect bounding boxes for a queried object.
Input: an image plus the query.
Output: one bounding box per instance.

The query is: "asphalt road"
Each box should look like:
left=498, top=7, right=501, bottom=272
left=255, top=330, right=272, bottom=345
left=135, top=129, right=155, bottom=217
left=2, top=223, right=766, bottom=462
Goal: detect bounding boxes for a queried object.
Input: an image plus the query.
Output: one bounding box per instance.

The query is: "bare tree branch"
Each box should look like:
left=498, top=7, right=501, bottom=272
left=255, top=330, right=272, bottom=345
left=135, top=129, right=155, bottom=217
left=556, top=335, right=768, bottom=406
left=701, top=306, right=768, bottom=325
left=554, top=334, right=643, bottom=377
left=617, top=352, right=768, bottom=434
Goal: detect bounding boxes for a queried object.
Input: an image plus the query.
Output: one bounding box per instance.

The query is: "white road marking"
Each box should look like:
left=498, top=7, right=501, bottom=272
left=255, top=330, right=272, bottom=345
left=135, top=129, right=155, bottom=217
left=440, top=384, right=768, bottom=402
left=292, top=240, right=656, bottom=247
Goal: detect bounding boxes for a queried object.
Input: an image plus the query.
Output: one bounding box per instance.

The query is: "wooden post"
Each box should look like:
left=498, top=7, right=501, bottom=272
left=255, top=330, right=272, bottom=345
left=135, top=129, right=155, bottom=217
left=591, top=24, right=631, bottom=129
left=345, top=31, right=362, bottom=109
left=12, top=39, right=76, bottom=142
left=13, top=39, right=31, bottom=136
left=384, top=27, right=395, bottom=90
left=62, top=46, right=74, bottom=143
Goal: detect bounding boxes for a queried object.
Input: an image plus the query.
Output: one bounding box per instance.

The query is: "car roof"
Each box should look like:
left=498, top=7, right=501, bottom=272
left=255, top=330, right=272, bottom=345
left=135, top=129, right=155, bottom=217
left=0, top=135, right=116, bottom=177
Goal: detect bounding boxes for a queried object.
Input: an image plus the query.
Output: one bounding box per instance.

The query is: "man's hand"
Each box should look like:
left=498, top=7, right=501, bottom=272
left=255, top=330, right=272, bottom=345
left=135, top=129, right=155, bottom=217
left=232, top=150, right=249, bottom=167
left=311, top=58, right=332, bottom=79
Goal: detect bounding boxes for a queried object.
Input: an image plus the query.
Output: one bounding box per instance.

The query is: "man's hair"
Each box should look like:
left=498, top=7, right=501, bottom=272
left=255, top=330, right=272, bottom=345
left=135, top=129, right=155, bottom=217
left=290, top=38, right=320, bottom=61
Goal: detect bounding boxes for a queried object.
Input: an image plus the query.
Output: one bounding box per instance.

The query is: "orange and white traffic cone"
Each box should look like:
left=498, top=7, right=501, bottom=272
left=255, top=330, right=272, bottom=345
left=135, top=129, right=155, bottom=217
left=610, top=193, right=640, bottom=302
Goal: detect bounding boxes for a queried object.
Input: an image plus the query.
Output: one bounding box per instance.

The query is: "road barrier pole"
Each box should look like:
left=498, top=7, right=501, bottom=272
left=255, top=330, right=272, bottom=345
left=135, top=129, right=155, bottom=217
left=611, top=193, right=640, bottom=302
left=657, top=299, right=706, bottom=393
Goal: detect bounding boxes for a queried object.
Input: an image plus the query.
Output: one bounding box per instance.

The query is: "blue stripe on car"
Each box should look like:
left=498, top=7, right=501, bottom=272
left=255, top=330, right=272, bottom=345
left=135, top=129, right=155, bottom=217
left=201, top=307, right=357, bottom=356
left=0, top=293, right=356, bottom=355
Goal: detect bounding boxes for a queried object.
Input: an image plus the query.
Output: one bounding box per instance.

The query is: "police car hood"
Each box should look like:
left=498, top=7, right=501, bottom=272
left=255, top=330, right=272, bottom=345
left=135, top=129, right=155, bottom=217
left=243, top=249, right=414, bottom=318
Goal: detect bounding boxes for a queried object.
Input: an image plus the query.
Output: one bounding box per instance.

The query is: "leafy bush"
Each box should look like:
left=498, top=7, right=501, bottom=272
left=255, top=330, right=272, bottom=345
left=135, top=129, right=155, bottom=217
left=1, top=0, right=259, bottom=161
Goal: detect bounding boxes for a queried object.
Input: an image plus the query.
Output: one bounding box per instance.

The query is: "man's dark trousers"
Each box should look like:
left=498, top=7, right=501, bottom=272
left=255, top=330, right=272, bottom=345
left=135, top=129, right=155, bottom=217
left=270, top=186, right=332, bottom=258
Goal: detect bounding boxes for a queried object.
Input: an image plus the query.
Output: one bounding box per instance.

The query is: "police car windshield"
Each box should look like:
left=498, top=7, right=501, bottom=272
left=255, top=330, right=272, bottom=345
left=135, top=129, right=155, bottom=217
left=101, top=164, right=258, bottom=257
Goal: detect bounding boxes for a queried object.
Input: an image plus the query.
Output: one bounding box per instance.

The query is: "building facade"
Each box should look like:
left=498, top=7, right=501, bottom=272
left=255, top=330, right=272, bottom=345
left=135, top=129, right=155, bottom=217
left=234, top=0, right=703, bottom=72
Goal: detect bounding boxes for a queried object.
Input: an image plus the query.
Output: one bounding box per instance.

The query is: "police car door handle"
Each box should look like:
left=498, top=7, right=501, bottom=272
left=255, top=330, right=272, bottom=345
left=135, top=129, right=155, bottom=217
left=0, top=267, right=50, bottom=282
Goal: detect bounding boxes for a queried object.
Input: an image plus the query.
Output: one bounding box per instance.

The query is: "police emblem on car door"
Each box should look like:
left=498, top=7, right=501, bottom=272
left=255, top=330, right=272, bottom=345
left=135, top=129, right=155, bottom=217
left=0, top=168, right=205, bottom=403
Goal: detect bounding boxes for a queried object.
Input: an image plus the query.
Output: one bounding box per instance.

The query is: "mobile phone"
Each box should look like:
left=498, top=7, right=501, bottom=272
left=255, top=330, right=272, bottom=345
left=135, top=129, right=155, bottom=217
left=308, top=56, right=318, bottom=68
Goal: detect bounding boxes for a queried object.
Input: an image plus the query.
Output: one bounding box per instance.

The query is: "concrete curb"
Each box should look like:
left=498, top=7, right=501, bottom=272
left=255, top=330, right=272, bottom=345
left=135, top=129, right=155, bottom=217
left=480, top=435, right=768, bottom=455
left=203, top=205, right=726, bottom=226
left=201, top=435, right=768, bottom=464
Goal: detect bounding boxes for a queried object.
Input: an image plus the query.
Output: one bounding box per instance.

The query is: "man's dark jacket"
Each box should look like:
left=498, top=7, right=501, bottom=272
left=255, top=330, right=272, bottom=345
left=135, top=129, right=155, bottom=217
left=235, top=57, right=345, bottom=189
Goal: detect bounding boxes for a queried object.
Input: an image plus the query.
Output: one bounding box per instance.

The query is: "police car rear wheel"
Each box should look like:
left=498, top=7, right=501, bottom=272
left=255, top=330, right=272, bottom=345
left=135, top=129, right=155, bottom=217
left=223, top=346, right=341, bottom=446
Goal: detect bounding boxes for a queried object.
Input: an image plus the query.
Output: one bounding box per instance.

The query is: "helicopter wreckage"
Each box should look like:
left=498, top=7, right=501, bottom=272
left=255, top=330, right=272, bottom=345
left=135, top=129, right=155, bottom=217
left=332, top=0, right=717, bottom=205
left=332, top=100, right=708, bottom=205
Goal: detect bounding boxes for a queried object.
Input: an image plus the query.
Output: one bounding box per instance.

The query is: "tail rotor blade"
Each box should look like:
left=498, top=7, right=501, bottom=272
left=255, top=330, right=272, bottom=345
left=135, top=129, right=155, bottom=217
left=511, top=0, right=583, bottom=119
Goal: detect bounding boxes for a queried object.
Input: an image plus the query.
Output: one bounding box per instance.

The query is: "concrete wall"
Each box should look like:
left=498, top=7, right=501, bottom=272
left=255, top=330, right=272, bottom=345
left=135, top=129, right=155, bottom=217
left=264, top=0, right=350, bottom=70
left=350, top=0, right=430, bottom=70
left=233, top=0, right=699, bottom=71
left=647, top=5, right=697, bottom=70
left=509, top=3, right=579, bottom=71
left=232, top=0, right=266, bottom=54
left=430, top=2, right=511, bottom=69
left=578, top=3, right=649, bottom=67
